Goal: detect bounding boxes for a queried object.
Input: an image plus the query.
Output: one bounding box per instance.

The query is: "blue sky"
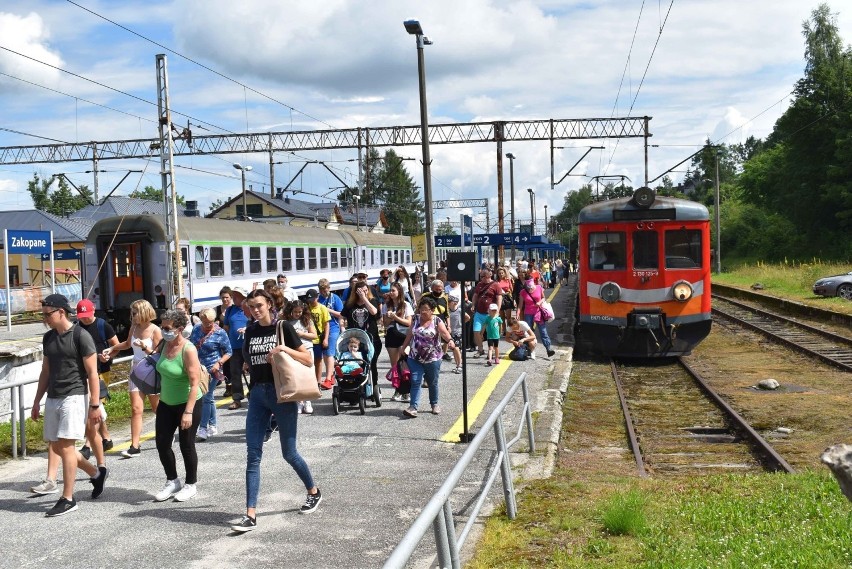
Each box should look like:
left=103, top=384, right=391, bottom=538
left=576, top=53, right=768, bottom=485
left=1, top=0, right=850, bottom=230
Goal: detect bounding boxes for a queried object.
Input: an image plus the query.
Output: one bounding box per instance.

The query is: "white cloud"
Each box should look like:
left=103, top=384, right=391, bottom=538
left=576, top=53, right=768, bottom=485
left=0, top=12, right=64, bottom=89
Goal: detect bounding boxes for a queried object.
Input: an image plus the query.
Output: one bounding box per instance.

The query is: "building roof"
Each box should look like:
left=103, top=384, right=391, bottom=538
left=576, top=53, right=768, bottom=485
left=72, top=196, right=185, bottom=221
left=0, top=209, right=93, bottom=243
left=337, top=204, right=383, bottom=228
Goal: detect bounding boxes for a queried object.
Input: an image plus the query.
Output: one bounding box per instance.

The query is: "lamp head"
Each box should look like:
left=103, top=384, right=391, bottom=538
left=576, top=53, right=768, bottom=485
left=233, top=163, right=242, bottom=170
left=527, top=188, right=534, bottom=195
left=404, top=19, right=424, bottom=35
left=505, top=152, right=515, bottom=159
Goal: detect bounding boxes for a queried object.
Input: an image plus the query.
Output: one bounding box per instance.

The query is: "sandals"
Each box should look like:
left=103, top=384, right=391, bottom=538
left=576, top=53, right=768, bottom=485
left=228, top=401, right=242, bottom=410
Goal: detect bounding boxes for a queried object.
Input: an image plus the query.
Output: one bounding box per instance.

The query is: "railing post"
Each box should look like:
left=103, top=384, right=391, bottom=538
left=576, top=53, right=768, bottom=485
left=442, top=500, right=461, bottom=569
left=10, top=387, right=18, bottom=459
left=433, top=501, right=452, bottom=569
left=18, top=385, right=27, bottom=458
left=522, top=376, right=535, bottom=452
left=494, top=415, right=517, bottom=519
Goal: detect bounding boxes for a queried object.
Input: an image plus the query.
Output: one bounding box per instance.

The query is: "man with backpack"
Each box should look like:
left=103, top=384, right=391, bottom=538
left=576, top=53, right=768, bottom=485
left=75, top=299, right=119, bottom=458
left=29, top=294, right=108, bottom=516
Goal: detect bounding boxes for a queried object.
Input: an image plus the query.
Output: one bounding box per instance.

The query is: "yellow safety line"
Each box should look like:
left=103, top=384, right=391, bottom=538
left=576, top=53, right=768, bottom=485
left=439, top=282, right=562, bottom=444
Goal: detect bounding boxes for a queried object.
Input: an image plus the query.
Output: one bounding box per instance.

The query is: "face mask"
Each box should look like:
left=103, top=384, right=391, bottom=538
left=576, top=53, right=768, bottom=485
left=162, top=330, right=178, bottom=342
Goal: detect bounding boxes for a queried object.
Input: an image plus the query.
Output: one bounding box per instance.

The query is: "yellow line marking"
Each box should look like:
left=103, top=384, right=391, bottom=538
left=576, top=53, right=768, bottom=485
left=107, top=396, right=237, bottom=453
left=439, top=283, right=561, bottom=444
left=441, top=356, right=512, bottom=443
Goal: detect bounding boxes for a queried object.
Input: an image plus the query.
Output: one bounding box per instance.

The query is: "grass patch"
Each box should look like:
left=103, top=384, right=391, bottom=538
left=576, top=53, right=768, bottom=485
left=468, top=471, right=852, bottom=568
left=1, top=384, right=144, bottom=459
left=600, top=489, right=646, bottom=536
left=713, top=259, right=852, bottom=314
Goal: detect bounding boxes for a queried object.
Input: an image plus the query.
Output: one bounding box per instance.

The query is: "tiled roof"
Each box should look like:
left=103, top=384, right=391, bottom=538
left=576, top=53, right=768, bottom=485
left=338, top=204, right=382, bottom=227
left=0, top=209, right=93, bottom=242
left=72, top=196, right=185, bottom=220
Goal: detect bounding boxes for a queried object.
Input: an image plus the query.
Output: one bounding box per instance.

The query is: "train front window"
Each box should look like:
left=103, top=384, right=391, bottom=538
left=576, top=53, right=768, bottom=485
left=249, top=247, right=262, bottom=274
left=231, top=247, right=244, bottom=276
left=210, top=247, right=224, bottom=277
left=632, top=231, right=658, bottom=270
left=588, top=232, right=626, bottom=270
left=665, top=229, right=702, bottom=268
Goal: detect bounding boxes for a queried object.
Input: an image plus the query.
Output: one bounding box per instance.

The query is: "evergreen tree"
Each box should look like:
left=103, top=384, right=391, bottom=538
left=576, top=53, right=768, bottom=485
left=129, top=185, right=186, bottom=205
left=26, top=173, right=94, bottom=216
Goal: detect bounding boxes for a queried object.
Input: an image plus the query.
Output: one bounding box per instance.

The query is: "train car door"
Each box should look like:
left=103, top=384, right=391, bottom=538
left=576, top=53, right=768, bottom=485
left=111, top=242, right=143, bottom=304
left=181, top=246, right=192, bottom=301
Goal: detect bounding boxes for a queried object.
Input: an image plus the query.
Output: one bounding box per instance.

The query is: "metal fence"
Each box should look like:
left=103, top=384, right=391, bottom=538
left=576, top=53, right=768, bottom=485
left=383, top=371, right=535, bottom=569
left=1, top=355, right=132, bottom=459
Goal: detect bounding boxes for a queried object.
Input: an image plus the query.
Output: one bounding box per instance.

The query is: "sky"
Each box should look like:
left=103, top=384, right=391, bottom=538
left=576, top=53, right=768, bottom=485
left=1, top=0, right=851, bottom=233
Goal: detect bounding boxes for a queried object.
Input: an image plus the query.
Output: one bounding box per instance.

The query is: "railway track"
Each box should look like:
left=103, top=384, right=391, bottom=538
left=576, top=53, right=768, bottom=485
left=611, top=358, right=794, bottom=476
left=712, top=294, right=852, bottom=372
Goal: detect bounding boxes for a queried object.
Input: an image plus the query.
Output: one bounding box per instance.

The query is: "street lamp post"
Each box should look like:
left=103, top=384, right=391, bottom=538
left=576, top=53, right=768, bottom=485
left=506, top=152, right=516, bottom=262
left=233, top=163, right=252, bottom=220
left=404, top=19, right=435, bottom=275
left=527, top=188, right=536, bottom=234
left=544, top=204, right=548, bottom=238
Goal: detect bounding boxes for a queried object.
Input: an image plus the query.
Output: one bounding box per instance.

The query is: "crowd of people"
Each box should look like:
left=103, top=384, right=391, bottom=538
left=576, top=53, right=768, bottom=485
left=27, top=256, right=567, bottom=524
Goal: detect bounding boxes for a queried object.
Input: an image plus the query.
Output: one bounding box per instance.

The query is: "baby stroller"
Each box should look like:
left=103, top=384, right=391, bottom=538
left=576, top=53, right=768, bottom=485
left=332, top=328, right=381, bottom=415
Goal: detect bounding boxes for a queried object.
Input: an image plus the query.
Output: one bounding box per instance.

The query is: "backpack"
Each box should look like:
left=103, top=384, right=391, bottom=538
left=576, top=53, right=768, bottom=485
left=509, top=344, right=530, bottom=361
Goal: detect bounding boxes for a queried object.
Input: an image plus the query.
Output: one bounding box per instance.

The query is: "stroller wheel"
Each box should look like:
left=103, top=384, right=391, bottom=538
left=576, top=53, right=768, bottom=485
left=373, top=384, right=382, bottom=407
left=359, top=395, right=366, bottom=415
left=332, top=394, right=339, bottom=416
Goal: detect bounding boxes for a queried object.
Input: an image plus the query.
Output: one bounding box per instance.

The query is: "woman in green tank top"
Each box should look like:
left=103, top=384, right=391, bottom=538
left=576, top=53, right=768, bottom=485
left=152, top=309, right=203, bottom=503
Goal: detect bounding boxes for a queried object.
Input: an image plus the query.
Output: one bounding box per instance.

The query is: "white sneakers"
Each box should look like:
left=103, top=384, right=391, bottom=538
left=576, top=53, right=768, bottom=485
left=154, top=479, right=182, bottom=502
left=174, top=483, right=197, bottom=502
left=154, top=479, right=197, bottom=501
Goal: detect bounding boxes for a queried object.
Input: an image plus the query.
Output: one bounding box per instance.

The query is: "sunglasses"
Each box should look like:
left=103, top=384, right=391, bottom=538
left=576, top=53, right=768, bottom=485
left=161, top=326, right=174, bottom=331
left=41, top=309, right=60, bottom=319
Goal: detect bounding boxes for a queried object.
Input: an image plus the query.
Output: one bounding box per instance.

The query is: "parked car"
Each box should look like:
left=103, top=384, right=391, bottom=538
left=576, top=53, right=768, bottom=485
left=812, top=271, right=852, bottom=300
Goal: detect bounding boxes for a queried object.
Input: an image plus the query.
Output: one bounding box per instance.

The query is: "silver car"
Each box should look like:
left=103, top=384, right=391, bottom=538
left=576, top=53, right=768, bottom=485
left=813, top=271, right=852, bottom=300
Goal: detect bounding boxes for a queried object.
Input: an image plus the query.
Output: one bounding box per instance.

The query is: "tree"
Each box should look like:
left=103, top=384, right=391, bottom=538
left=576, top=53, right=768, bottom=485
left=208, top=198, right=225, bottom=214
left=129, top=185, right=186, bottom=205
left=26, top=173, right=94, bottom=216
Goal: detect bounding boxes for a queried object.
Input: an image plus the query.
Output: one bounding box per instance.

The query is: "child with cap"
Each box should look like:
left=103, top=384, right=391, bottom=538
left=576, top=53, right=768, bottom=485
left=483, top=303, right=503, bottom=366
left=447, top=296, right=469, bottom=373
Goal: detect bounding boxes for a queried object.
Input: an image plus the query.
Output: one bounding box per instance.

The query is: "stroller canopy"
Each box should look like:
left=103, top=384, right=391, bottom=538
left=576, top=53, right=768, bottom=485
left=335, top=328, right=375, bottom=363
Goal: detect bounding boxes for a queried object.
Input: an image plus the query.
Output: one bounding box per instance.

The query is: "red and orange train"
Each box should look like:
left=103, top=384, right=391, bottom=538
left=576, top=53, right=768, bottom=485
left=574, top=187, right=712, bottom=357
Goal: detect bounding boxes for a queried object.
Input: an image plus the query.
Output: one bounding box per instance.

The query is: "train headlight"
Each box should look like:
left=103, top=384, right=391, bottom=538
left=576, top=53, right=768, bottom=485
left=600, top=281, right=621, bottom=304
left=671, top=280, right=693, bottom=302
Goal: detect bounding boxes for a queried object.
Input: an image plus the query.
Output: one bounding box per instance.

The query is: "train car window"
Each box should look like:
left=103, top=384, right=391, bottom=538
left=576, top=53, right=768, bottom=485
left=342, top=248, right=350, bottom=268
left=320, top=248, right=329, bottom=269
left=194, top=246, right=205, bottom=278
left=210, top=247, right=225, bottom=277
left=282, top=248, right=293, bottom=272
left=266, top=247, right=277, bottom=273
left=665, top=230, right=702, bottom=268
left=180, top=248, right=189, bottom=279
left=361, top=249, right=366, bottom=267
left=231, top=247, right=245, bottom=276
left=295, top=247, right=306, bottom=271
left=406, top=250, right=411, bottom=264
left=331, top=248, right=339, bottom=269
left=632, top=231, right=659, bottom=270
left=308, top=247, right=318, bottom=270
left=380, top=250, right=386, bottom=265
left=249, top=247, right=262, bottom=274
left=393, top=250, right=399, bottom=265
left=588, top=232, right=626, bottom=270
left=370, top=249, right=375, bottom=267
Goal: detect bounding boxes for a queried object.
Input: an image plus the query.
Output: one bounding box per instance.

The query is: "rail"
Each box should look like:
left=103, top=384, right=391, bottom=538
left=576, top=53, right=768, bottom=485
left=1, top=355, right=133, bottom=459
left=383, top=372, right=535, bottom=569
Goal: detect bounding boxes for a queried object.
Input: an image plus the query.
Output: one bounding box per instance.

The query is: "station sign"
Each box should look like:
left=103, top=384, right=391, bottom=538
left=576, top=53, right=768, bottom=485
left=6, top=230, right=52, bottom=255
left=40, top=249, right=82, bottom=261
left=472, top=232, right=531, bottom=246
left=434, top=234, right=461, bottom=248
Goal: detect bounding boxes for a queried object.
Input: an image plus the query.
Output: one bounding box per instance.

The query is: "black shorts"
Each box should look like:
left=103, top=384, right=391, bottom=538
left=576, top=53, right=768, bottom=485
left=384, top=326, right=407, bottom=349
left=487, top=339, right=499, bottom=348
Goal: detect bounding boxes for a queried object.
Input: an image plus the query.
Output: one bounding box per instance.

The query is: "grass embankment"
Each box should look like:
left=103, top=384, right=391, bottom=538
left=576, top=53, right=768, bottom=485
left=0, top=377, right=147, bottom=459
left=468, top=261, right=852, bottom=568
left=713, top=259, right=852, bottom=315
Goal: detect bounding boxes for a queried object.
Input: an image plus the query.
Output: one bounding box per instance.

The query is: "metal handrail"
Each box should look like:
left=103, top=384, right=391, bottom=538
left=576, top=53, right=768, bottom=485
left=383, top=372, right=535, bottom=569
left=1, top=355, right=132, bottom=458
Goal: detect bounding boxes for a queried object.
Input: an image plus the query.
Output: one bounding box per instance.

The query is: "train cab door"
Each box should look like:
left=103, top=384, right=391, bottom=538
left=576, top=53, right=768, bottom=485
left=180, top=246, right=192, bottom=302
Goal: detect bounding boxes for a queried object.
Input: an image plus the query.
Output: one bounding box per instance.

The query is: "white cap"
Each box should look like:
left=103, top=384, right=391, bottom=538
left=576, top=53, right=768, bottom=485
left=488, top=303, right=498, bottom=311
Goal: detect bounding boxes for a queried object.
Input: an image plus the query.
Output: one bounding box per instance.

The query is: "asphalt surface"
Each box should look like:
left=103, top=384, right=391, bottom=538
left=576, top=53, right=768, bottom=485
left=0, top=281, right=576, bottom=569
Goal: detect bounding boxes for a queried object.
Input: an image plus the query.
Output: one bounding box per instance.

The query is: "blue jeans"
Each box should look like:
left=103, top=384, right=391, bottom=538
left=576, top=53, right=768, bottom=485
left=524, top=314, right=552, bottom=351
left=199, top=375, right=217, bottom=429
left=407, top=357, right=441, bottom=410
left=245, top=383, right=315, bottom=509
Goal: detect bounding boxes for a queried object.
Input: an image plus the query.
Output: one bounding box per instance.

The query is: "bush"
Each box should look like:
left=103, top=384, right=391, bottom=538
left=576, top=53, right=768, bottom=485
left=600, top=489, right=647, bottom=536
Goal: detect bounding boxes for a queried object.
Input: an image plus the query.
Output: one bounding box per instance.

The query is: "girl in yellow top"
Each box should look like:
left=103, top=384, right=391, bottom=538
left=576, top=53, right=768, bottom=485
left=153, top=309, right=203, bottom=503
